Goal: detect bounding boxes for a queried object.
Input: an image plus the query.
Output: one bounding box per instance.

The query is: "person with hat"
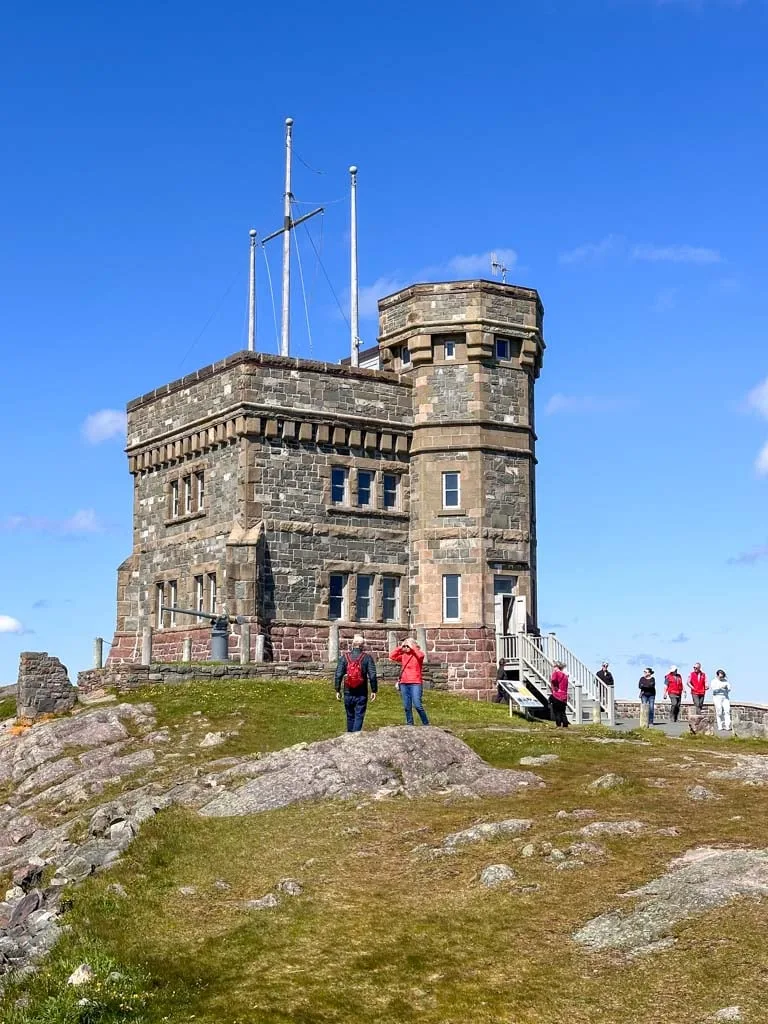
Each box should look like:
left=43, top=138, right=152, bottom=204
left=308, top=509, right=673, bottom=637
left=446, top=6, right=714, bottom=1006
left=390, top=637, right=430, bottom=725
left=596, top=661, right=614, bottom=688
left=638, top=667, right=657, bottom=726
left=334, top=634, right=378, bottom=733
left=663, top=666, right=684, bottom=723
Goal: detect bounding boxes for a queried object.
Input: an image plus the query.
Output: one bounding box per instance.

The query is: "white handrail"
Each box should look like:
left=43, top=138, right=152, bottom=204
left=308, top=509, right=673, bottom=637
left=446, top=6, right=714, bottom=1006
left=540, top=634, right=609, bottom=710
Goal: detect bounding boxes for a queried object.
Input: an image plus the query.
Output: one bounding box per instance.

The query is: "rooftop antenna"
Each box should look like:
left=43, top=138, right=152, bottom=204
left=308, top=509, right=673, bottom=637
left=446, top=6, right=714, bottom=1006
left=349, top=165, right=360, bottom=367
left=491, top=252, right=508, bottom=284
left=261, top=118, right=323, bottom=357
left=247, top=229, right=257, bottom=352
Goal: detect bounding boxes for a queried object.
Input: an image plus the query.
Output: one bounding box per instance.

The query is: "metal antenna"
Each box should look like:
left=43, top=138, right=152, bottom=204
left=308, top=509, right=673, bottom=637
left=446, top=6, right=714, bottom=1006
left=350, top=166, right=360, bottom=367
left=248, top=229, right=257, bottom=352
left=491, top=252, right=508, bottom=284
left=262, top=117, right=323, bottom=356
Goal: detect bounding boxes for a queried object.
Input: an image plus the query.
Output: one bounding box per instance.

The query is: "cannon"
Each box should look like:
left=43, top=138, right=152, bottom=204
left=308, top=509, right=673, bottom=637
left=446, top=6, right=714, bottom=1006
left=160, top=606, right=245, bottom=662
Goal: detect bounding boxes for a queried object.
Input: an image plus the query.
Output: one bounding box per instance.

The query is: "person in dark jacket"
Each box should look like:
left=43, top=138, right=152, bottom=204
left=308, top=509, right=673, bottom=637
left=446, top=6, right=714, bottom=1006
left=638, top=667, right=656, bottom=726
left=596, top=662, right=614, bottom=687
left=335, top=634, right=377, bottom=733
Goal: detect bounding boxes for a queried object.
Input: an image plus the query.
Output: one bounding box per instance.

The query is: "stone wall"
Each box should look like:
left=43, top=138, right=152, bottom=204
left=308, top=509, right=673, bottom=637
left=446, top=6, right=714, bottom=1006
left=615, top=700, right=768, bottom=732
left=17, top=652, right=77, bottom=721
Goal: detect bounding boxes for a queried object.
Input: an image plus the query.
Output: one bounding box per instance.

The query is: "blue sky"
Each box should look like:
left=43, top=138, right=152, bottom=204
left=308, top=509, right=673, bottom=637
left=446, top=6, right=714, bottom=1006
left=2, top=0, right=767, bottom=697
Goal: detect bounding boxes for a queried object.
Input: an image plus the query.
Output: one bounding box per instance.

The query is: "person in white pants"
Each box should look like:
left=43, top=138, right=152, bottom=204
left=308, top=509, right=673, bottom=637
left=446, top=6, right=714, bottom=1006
left=712, top=669, right=731, bottom=731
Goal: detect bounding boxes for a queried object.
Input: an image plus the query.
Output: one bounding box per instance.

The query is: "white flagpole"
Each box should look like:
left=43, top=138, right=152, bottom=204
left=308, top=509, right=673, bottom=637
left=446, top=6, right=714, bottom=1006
left=280, top=117, right=294, bottom=357
left=350, top=165, right=359, bottom=366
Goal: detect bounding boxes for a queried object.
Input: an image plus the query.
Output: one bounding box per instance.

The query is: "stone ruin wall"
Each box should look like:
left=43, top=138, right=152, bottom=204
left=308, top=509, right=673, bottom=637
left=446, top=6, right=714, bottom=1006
left=17, top=652, right=77, bottom=721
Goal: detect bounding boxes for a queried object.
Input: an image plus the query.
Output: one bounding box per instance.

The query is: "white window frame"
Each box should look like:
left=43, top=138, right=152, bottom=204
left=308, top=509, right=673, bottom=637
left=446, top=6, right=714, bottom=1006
left=442, top=574, right=461, bottom=622
left=382, top=473, right=399, bottom=511
left=207, top=572, right=217, bottom=614
left=356, top=574, right=373, bottom=622
left=382, top=576, right=400, bottom=623
left=183, top=476, right=192, bottom=515
left=168, top=580, right=178, bottom=625
left=329, top=573, right=348, bottom=621
left=444, top=339, right=456, bottom=360
left=442, top=471, right=461, bottom=509
left=495, top=337, right=511, bottom=361
left=331, top=466, right=349, bottom=505
left=357, top=470, right=373, bottom=508
left=196, top=471, right=205, bottom=511
left=399, top=346, right=411, bottom=366
left=171, top=480, right=180, bottom=518
left=194, top=575, right=204, bottom=614
left=155, top=582, right=165, bottom=629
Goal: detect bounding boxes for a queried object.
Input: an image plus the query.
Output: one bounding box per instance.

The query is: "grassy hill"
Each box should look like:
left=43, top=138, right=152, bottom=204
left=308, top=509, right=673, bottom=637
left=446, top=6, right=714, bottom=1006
left=3, top=680, right=767, bottom=1024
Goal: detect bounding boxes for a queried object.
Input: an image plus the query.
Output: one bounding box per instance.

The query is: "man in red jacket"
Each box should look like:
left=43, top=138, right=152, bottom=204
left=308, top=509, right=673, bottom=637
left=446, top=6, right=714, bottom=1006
left=663, top=666, right=684, bottom=722
left=390, top=638, right=430, bottom=726
left=688, top=663, right=708, bottom=712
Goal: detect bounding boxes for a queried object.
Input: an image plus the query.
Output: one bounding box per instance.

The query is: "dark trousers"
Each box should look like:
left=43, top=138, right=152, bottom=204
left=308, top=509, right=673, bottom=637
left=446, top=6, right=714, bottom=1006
left=550, top=696, right=569, bottom=727
left=692, top=692, right=705, bottom=712
left=399, top=683, right=429, bottom=725
left=344, top=691, right=368, bottom=733
left=669, top=694, right=682, bottom=722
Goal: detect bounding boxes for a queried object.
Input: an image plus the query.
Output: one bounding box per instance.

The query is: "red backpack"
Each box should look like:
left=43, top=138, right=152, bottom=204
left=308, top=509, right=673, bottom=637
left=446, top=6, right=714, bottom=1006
left=344, top=652, right=365, bottom=688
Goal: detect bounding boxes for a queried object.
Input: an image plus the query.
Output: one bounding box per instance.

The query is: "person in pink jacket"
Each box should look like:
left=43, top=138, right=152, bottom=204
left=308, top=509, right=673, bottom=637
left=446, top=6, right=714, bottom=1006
left=549, top=661, right=570, bottom=728
left=390, top=638, right=430, bottom=726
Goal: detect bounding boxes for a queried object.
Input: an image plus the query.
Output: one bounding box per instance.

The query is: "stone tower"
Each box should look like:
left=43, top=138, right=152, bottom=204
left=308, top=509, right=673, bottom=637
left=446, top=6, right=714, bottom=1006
left=377, top=281, right=545, bottom=690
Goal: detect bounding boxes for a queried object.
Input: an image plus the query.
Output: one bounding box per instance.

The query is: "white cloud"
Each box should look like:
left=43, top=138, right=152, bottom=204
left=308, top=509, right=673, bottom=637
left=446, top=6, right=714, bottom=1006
left=728, top=542, right=768, bottom=566
left=0, top=615, right=25, bottom=634
left=755, top=441, right=768, bottom=477
left=746, top=378, right=768, bottom=419
left=559, top=235, right=619, bottom=265
left=544, top=393, right=629, bottom=415
left=81, top=409, right=127, bottom=444
left=1, top=509, right=105, bottom=535
left=631, top=244, right=721, bottom=264
left=447, top=248, right=518, bottom=277
left=357, top=248, right=521, bottom=319
left=358, top=276, right=407, bottom=319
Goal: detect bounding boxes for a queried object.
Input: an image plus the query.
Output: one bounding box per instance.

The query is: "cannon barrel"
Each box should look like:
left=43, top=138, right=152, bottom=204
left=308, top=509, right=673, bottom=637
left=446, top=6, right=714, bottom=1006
left=160, top=606, right=244, bottom=626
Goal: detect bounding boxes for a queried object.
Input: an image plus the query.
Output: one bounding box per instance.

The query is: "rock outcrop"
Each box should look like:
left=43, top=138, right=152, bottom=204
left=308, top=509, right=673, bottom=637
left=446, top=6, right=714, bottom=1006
left=574, top=846, right=768, bottom=953
left=197, top=726, right=544, bottom=817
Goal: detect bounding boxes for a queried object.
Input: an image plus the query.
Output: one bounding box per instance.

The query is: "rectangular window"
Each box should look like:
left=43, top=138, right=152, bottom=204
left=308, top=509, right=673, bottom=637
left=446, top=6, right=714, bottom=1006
left=442, top=574, right=461, bottom=622
left=382, top=576, right=400, bottom=622
left=183, top=476, right=192, bottom=514
left=171, top=480, right=179, bottom=518
left=442, top=471, right=461, bottom=509
left=194, top=575, right=204, bottom=613
left=331, top=466, right=349, bottom=504
left=168, top=580, right=178, bottom=625
left=382, top=473, right=399, bottom=510
left=357, top=470, right=373, bottom=507
left=207, top=572, right=217, bottom=614
left=196, top=471, right=205, bottom=510
left=444, top=340, right=456, bottom=359
left=329, top=573, right=347, bottom=620
left=155, top=582, right=165, bottom=629
left=495, top=336, right=521, bottom=361
left=400, top=346, right=411, bottom=366
left=356, top=574, right=373, bottom=621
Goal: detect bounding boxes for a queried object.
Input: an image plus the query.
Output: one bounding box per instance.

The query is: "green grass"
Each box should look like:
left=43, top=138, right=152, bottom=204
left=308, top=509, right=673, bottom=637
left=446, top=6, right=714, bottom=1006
left=3, top=681, right=768, bottom=1023
left=0, top=697, right=16, bottom=721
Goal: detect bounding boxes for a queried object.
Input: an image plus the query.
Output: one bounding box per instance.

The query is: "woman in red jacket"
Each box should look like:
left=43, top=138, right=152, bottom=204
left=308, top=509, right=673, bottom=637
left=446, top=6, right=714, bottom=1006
left=390, top=638, right=430, bottom=726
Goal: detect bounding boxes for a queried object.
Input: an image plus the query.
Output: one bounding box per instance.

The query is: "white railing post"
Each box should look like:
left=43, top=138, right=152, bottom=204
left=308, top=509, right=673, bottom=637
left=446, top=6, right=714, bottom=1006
left=573, top=683, right=583, bottom=724
left=607, top=685, right=615, bottom=726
